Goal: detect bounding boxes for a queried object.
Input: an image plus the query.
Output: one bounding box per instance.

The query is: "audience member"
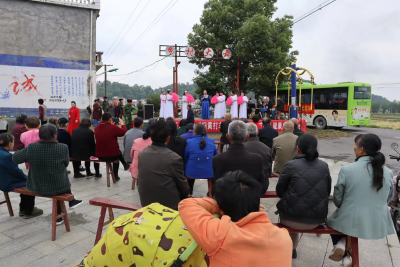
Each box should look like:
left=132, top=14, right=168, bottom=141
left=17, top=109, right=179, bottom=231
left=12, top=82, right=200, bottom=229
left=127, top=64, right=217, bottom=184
left=181, top=123, right=194, bottom=140
left=244, top=123, right=272, bottom=181
left=0, top=133, right=43, bottom=219
left=92, top=99, right=101, bottom=127
left=107, top=101, right=115, bottom=117
left=251, top=114, right=262, bottom=130
left=241, top=118, right=249, bottom=123
left=166, top=120, right=187, bottom=160
left=20, top=116, right=41, bottom=149
left=138, top=121, right=189, bottom=210
left=258, top=117, right=278, bottom=149
left=177, top=119, right=188, bottom=136
left=291, top=118, right=304, bottom=137
left=276, top=134, right=331, bottom=259
left=48, top=116, right=59, bottom=127
left=212, top=120, right=268, bottom=195
left=94, top=113, right=127, bottom=181
left=123, top=117, right=144, bottom=162
left=219, top=113, right=232, bottom=153
left=57, top=117, right=72, bottom=156
left=179, top=171, right=292, bottom=267
left=11, top=114, right=27, bottom=151
left=71, top=118, right=101, bottom=178
left=38, top=98, right=47, bottom=125
left=184, top=124, right=218, bottom=196
left=187, top=104, right=195, bottom=124
left=327, top=134, right=394, bottom=267
left=13, top=124, right=82, bottom=225
left=272, top=121, right=298, bottom=176
left=129, top=118, right=156, bottom=190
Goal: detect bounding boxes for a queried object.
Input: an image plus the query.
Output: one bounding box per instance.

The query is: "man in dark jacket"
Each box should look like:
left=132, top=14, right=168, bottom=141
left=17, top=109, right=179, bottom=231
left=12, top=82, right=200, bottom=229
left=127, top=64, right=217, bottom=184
left=212, top=120, right=268, bottom=195
left=291, top=118, right=304, bottom=137
left=186, top=104, right=195, bottom=124
left=138, top=121, right=189, bottom=210
left=219, top=113, right=232, bottom=153
left=57, top=117, right=72, bottom=157
left=244, top=123, right=272, bottom=181
left=258, top=117, right=278, bottom=149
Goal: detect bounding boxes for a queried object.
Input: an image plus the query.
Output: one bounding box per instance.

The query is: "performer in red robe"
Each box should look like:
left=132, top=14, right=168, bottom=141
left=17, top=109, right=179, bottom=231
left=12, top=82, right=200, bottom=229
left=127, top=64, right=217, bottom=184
left=67, top=101, right=80, bottom=135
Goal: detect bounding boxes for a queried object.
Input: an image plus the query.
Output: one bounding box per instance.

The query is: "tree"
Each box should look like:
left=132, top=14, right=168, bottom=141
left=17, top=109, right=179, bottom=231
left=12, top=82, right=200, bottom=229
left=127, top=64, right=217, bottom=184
left=381, top=102, right=388, bottom=113
left=187, top=0, right=298, bottom=95
left=193, top=66, right=230, bottom=97
left=371, top=101, right=380, bottom=113
left=146, top=94, right=160, bottom=112
left=389, top=100, right=397, bottom=114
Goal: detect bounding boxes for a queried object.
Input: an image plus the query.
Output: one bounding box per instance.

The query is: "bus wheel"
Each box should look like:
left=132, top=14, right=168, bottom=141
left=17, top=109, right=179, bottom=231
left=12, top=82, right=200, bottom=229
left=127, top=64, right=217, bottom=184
left=314, top=116, right=327, bottom=130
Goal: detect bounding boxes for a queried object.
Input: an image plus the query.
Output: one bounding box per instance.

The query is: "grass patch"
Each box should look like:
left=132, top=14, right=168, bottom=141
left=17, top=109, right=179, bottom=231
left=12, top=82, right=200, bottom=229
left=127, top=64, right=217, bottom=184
left=361, top=120, right=400, bottom=130
left=306, top=128, right=353, bottom=139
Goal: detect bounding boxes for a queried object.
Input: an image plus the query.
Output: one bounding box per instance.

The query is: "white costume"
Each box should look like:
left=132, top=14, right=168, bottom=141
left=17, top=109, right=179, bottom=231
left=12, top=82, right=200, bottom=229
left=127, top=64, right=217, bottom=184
left=182, top=95, right=188, bottom=119
left=214, top=96, right=220, bottom=119
left=165, top=94, right=174, bottom=118
left=239, top=96, right=248, bottom=119
left=219, top=95, right=226, bottom=118
left=230, top=95, right=238, bottom=119
left=160, top=94, right=166, bottom=118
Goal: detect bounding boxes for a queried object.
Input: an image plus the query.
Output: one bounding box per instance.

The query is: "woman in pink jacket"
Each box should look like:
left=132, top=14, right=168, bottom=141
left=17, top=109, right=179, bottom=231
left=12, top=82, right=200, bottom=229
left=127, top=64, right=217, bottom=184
left=179, top=171, right=293, bottom=267
left=128, top=119, right=156, bottom=189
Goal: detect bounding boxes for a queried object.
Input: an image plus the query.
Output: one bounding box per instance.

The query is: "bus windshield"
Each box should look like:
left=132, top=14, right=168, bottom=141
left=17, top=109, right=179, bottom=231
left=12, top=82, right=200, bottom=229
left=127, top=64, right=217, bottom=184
left=354, top=86, right=371, bottom=99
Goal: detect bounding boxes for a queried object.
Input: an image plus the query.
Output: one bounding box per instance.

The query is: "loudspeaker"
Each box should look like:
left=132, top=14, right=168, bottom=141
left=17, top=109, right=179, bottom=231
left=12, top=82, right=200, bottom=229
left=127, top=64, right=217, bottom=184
left=144, top=104, right=154, bottom=119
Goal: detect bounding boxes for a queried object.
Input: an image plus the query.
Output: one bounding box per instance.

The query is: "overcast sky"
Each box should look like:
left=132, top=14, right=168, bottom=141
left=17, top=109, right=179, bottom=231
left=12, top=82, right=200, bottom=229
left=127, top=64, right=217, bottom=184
left=97, top=0, right=400, bottom=101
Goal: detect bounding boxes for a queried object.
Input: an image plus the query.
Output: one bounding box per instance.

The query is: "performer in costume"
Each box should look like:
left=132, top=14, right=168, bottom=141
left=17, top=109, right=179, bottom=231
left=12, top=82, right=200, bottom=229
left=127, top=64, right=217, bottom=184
left=165, top=90, right=174, bottom=118
left=67, top=101, right=80, bottom=135
left=230, top=91, right=238, bottom=119
left=182, top=91, right=188, bottom=119
left=213, top=92, right=220, bottom=119
left=201, top=90, right=210, bottom=120
left=160, top=90, right=166, bottom=118
left=124, top=99, right=134, bottom=130
left=219, top=92, right=226, bottom=118
left=239, top=92, right=249, bottom=119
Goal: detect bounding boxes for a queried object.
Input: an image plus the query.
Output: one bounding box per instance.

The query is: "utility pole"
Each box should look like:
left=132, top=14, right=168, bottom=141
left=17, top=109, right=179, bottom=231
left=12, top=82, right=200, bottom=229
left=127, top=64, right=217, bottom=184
left=104, top=64, right=113, bottom=97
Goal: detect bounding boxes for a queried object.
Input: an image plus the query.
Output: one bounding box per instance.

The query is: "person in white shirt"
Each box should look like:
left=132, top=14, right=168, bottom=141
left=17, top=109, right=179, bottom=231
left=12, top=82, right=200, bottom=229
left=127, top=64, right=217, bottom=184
left=239, top=92, right=248, bottom=119
left=230, top=91, right=238, bottom=119
left=160, top=90, right=166, bottom=118
left=219, top=93, right=226, bottom=119
left=182, top=91, right=188, bottom=119
left=165, top=90, right=174, bottom=118
left=214, top=92, right=220, bottom=119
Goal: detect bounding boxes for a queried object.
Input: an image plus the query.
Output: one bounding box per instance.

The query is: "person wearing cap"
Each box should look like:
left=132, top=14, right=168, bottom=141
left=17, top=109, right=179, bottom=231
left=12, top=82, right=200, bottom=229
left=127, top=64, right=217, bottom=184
left=93, top=99, right=101, bottom=127
left=182, top=91, right=188, bottom=119
left=124, top=99, right=134, bottom=130
left=67, top=101, right=80, bottom=135
left=102, top=96, right=108, bottom=113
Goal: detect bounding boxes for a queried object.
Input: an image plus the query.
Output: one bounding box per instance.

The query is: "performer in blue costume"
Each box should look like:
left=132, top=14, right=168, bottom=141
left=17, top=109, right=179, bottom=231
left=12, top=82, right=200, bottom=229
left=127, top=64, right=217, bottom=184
left=201, top=90, right=210, bottom=120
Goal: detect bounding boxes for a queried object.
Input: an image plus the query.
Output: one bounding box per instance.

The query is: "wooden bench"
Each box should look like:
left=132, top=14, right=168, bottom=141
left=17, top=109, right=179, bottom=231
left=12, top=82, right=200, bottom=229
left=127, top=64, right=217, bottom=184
left=261, top=191, right=278, bottom=198
left=273, top=223, right=359, bottom=267
left=70, top=158, right=119, bottom=187
left=0, top=192, right=14, bottom=216
left=8, top=187, right=74, bottom=241
left=89, top=197, right=142, bottom=245
left=215, top=141, right=223, bottom=153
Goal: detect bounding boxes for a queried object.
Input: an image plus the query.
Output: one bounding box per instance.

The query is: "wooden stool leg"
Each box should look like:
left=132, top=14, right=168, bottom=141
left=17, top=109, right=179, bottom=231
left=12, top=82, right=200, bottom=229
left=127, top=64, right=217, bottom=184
left=132, top=178, right=135, bottom=190
left=108, top=207, right=114, bottom=222
left=351, top=237, right=359, bottom=267
left=110, top=163, right=117, bottom=184
left=59, top=201, right=70, bottom=232
left=4, top=192, right=14, bottom=217
left=52, top=199, right=57, bottom=241
left=95, top=207, right=106, bottom=245
left=106, top=163, right=111, bottom=187
left=208, top=179, right=213, bottom=198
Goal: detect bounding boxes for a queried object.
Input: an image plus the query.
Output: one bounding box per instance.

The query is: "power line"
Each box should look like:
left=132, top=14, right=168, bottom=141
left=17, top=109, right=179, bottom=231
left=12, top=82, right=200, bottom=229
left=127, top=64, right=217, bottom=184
left=293, top=0, right=337, bottom=24
left=103, top=0, right=144, bottom=59
left=104, top=0, right=151, bottom=61
left=112, top=0, right=179, bottom=64
left=292, top=0, right=332, bottom=23
left=109, top=56, right=169, bottom=77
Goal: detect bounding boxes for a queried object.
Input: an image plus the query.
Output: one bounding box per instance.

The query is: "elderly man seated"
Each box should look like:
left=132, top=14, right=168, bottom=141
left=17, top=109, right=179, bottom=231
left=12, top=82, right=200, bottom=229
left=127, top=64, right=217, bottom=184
left=272, top=121, right=298, bottom=177
left=212, top=120, right=268, bottom=195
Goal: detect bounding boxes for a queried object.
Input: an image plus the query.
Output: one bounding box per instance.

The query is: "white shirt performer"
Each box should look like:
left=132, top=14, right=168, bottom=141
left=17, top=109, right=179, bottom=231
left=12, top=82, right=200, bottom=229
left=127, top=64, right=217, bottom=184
left=182, top=93, right=188, bottom=119
left=214, top=94, right=220, bottom=119
left=239, top=93, right=248, bottom=119
left=219, top=93, right=226, bottom=118
left=165, top=90, right=174, bottom=118
left=160, top=91, right=166, bottom=118
left=230, top=93, right=238, bottom=119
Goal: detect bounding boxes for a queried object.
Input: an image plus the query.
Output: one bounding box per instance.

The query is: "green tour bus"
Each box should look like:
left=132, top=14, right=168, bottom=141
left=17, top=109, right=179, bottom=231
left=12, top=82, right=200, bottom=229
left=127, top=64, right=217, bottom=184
left=275, top=82, right=371, bottom=129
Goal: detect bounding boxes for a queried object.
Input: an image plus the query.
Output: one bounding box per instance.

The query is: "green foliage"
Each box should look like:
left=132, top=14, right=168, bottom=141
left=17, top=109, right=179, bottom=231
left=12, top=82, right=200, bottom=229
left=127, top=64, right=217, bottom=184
left=381, top=102, right=388, bottom=113
left=187, top=0, right=298, bottom=95
left=146, top=94, right=161, bottom=112
left=389, top=100, right=398, bottom=113
left=194, top=66, right=230, bottom=96
left=371, top=100, right=380, bottom=113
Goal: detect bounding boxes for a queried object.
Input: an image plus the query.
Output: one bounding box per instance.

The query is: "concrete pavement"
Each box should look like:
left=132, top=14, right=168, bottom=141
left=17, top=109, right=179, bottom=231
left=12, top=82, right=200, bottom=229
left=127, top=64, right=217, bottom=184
left=0, top=158, right=398, bottom=267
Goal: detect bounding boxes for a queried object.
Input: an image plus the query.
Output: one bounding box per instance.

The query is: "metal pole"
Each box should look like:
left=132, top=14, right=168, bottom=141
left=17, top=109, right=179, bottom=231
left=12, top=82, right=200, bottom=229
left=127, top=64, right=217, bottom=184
left=290, top=62, right=297, bottom=118
left=104, top=65, right=107, bottom=97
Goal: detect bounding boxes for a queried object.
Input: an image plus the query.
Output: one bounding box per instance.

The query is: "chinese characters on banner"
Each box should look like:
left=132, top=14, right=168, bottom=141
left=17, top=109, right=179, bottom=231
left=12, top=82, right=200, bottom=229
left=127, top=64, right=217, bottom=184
left=50, top=76, right=85, bottom=103
left=222, top=49, right=231, bottom=59
left=283, top=103, right=315, bottom=114
left=165, top=46, right=175, bottom=56
left=185, top=47, right=195, bottom=57
left=204, top=48, right=214, bottom=58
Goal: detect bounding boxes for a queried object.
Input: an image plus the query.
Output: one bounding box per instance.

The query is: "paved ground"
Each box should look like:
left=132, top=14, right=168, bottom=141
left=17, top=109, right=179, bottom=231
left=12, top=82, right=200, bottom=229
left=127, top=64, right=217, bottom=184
left=0, top=158, right=399, bottom=267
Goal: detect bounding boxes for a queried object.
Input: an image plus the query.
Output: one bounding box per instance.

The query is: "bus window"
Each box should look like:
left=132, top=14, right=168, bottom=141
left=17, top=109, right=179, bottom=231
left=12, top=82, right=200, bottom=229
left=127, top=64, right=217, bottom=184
left=354, top=86, right=371, bottom=99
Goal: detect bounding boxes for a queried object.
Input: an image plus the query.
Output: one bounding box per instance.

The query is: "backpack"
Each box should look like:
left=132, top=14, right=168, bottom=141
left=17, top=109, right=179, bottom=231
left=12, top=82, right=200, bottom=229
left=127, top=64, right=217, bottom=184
left=78, top=203, right=208, bottom=267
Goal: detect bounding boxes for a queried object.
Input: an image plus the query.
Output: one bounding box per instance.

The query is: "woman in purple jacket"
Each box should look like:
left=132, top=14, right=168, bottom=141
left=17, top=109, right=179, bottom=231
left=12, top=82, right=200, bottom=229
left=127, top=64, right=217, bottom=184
left=11, top=114, right=27, bottom=151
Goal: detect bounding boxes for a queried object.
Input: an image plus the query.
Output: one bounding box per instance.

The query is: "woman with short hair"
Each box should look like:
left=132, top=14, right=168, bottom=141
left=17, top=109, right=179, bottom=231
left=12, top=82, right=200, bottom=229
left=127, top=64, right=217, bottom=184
left=327, top=134, right=394, bottom=267
left=11, top=114, right=27, bottom=151
left=184, top=123, right=218, bottom=196
left=166, top=120, right=187, bottom=161
left=71, top=118, right=101, bottom=178
left=12, top=124, right=82, bottom=225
